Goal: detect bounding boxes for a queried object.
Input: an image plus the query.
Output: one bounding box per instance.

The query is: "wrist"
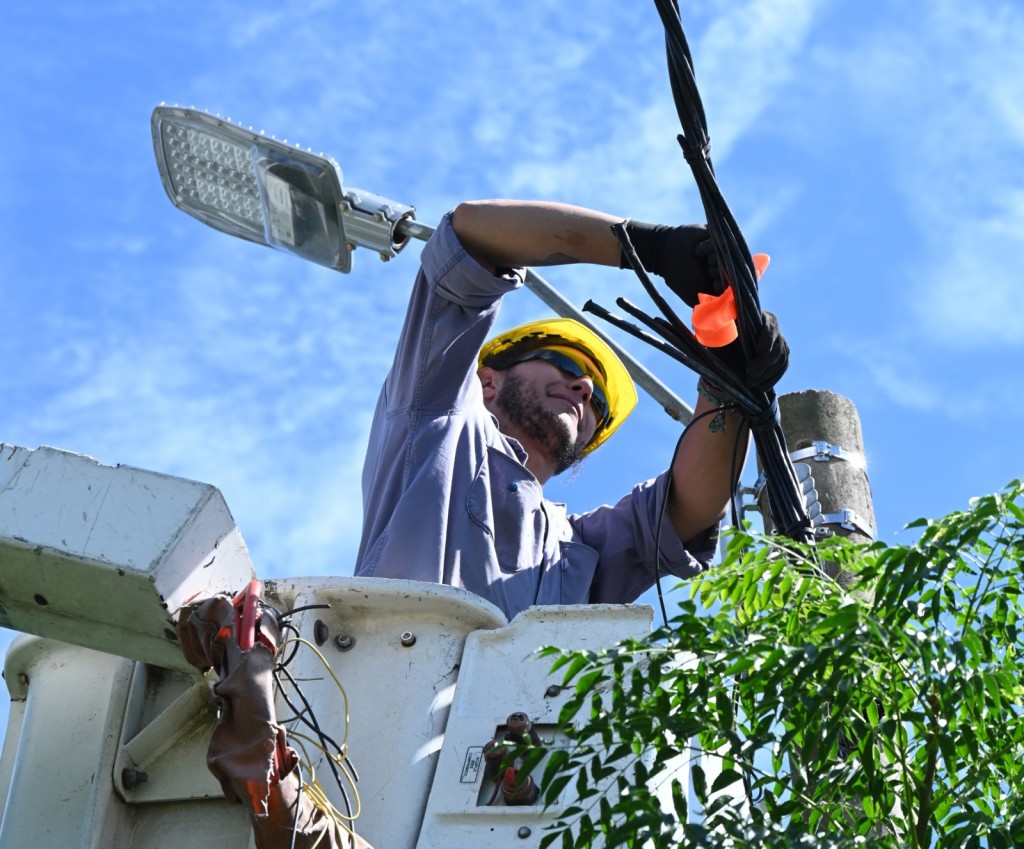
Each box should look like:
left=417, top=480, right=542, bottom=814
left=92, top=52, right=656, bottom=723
left=696, top=377, right=736, bottom=433
left=618, top=219, right=667, bottom=271
left=697, top=376, right=733, bottom=403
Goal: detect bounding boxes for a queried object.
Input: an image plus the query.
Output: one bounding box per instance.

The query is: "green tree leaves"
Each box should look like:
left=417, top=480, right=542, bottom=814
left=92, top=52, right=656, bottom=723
left=538, top=480, right=1024, bottom=848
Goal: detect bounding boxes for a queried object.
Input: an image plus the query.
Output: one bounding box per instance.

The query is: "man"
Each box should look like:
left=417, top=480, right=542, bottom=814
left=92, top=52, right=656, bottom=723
left=176, top=199, right=784, bottom=849
left=355, top=199, right=785, bottom=620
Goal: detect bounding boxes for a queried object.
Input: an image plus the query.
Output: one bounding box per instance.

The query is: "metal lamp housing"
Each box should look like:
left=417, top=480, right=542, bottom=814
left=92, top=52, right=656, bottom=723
left=151, top=106, right=414, bottom=272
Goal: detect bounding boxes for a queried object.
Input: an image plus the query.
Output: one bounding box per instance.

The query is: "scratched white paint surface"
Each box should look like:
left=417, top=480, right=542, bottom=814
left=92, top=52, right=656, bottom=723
left=0, top=444, right=254, bottom=671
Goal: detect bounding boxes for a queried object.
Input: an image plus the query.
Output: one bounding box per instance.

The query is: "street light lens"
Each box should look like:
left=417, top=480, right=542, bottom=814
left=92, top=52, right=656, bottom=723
left=161, top=122, right=263, bottom=230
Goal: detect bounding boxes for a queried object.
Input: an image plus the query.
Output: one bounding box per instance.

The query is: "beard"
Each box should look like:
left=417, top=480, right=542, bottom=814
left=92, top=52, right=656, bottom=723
left=495, top=370, right=587, bottom=476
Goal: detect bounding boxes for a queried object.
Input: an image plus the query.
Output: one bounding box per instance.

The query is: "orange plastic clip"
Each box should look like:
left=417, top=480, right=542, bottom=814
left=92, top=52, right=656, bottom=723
left=692, top=253, right=770, bottom=347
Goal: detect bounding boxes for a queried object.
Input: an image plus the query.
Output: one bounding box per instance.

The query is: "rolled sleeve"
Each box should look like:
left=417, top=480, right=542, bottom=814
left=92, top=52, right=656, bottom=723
left=385, top=213, right=524, bottom=413
left=423, top=212, right=524, bottom=309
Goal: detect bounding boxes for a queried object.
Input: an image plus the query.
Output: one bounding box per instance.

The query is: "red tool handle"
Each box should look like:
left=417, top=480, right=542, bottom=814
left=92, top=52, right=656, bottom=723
left=232, top=579, right=264, bottom=652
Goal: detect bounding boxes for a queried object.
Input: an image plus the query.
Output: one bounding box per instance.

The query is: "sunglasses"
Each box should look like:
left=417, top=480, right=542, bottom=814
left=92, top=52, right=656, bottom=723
left=511, top=348, right=610, bottom=428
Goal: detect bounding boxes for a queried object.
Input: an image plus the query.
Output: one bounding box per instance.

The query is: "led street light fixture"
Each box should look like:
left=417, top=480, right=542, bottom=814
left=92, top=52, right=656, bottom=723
left=151, top=106, right=416, bottom=272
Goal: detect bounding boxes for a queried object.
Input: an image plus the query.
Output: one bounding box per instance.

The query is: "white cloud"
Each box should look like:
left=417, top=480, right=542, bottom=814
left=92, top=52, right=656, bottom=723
left=849, top=349, right=944, bottom=414
left=821, top=1, right=1024, bottom=350
left=913, top=211, right=1024, bottom=349
left=695, top=0, right=826, bottom=156
left=479, top=0, right=825, bottom=225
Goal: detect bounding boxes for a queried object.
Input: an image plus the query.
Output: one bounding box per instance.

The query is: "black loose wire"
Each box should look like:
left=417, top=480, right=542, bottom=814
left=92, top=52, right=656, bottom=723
left=652, top=403, right=744, bottom=629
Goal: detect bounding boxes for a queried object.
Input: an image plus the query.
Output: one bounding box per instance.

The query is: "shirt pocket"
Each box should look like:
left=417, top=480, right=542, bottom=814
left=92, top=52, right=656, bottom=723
left=467, top=448, right=544, bottom=574
left=539, top=540, right=599, bottom=606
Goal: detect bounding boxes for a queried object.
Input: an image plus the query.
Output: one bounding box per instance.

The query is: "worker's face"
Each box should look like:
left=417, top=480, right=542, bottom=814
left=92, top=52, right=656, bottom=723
left=492, top=360, right=598, bottom=474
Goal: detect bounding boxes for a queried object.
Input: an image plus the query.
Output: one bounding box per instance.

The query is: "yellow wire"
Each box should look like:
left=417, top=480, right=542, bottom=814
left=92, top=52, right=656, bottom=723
left=277, top=635, right=352, bottom=748
left=290, top=729, right=363, bottom=821
left=292, top=732, right=362, bottom=845
left=273, top=641, right=365, bottom=845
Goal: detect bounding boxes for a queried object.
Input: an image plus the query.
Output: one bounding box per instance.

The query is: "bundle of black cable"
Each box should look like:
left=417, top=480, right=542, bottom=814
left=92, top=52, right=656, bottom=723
left=589, top=222, right=812, bottom=542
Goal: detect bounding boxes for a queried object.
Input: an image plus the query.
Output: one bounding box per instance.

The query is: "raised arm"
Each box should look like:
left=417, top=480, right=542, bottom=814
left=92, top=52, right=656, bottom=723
left=667, top=311, right=789, bottom=543
left=451, top=199, right=622, bottom=272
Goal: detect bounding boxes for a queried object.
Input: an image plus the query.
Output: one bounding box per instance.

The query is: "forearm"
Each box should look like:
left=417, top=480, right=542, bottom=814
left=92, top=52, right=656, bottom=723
left=668, top=389, right=749, bottom=543
left=451, top=199, right=623, bottom=272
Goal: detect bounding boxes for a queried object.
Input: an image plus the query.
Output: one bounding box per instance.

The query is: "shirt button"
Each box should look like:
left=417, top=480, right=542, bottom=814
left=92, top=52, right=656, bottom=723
left=509, top=482, right=519, bottom=492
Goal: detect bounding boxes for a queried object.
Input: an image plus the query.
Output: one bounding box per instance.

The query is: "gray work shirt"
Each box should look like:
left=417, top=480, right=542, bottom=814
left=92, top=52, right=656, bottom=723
left=354, top=212, right=715, bottom=620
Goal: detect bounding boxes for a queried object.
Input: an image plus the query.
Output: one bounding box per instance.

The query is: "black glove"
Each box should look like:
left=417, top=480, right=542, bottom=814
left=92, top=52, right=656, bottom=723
left=713, top=310, right=789, bottom=394
left=619, top=220, right=721, bottom=307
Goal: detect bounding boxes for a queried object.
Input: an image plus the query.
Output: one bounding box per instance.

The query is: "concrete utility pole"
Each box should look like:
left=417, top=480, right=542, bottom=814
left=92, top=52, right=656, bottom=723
left=757, top=389, right=876, bottom=590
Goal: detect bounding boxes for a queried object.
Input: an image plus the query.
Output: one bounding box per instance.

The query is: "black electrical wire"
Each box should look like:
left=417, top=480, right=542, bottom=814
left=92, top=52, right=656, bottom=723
left=659, top=0, right=811, bottom=541
left=275, top=664, right=357, bottom=819
left=276, top=620, right=304, bottom=671
left=281, top=603, right=332, bottom=618
left=652, top=403, right=744, bottom=628
left=589, top=0, right=814, bottom=543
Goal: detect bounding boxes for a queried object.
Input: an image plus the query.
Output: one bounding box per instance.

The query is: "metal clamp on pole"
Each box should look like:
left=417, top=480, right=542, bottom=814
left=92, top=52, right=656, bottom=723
left=816, top=507, right=875, bottom=540
left=788, top=440, right=866, bottom=470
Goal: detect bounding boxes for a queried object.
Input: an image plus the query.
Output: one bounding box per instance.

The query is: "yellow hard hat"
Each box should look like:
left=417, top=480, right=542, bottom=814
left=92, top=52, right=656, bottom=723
left=478, top=317, right=638, bottom=455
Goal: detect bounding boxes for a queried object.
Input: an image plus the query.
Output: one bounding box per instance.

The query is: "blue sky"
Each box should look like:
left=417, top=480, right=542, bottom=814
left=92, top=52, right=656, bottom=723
left=1, top=0, right=1022, bottom=741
